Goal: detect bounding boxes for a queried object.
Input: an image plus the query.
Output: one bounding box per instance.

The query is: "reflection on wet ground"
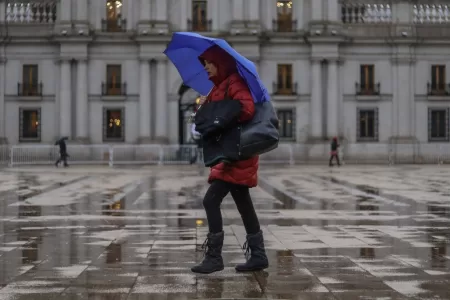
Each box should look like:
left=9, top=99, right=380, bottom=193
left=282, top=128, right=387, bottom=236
left=0, top=165, right=449, bottom=299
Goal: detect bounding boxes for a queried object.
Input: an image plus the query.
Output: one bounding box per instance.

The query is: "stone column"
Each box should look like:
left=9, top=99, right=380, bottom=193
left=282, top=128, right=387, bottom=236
left=264, top=0, right=275, bottom=30
left=76, top=0, right=87, bottom=20
left=94, top=0, right=103, bottom=30
left=139, top=59, right=151, bottom=140
left=155, top=0, right=167, bottom=20
left=179, top=0, right=188, bottom=30
left=311, top=0, right=322, bottom=20
left=155, top=59, right=168, bottom=141
left=327, top=0, right=339, bottom=21
left=125, top=0, right=133, bottom=30
left=209, top=0, right=220, bottom=31
left=294, top=0, right=304, bottom=29
left=76, top=59, right=88, bottom=140
left=247, top=0, right=259, bottom=21
left=397, top=60, right=412, bottom=137
left=0, top=2, right=5, bottom=20
left=327, top=60, right=339, bottom=138
left=0, top=58, right=5, bottom=140
left=140, top=0, right=151, bottom=20
left=60, top=0, right=72, bottom=21
left=233, top=0, right=244, bottom=20
left=310, top=59, right=322, bottom=138
left=60, top=59, right=72, bottom=138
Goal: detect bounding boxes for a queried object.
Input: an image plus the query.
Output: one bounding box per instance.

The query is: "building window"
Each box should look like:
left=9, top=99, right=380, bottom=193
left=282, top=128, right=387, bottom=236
left=357, top=108, right=378, bottom=142
left=276, top=64, right=293, bottom=94
left=104, top=0, right=124, bottom=31
left=19, top=108, right=41, bottom=142
left=277, top=109, right=295, bottom=139
left=103, top=108, right=125, bottom=141
left=430, top=65, right=447, bottom=95
left=105, top=65, right=123, bottom=95
left=191, top=0, right=208, bottom=31
left=276, top=1, right=293, bottom=32
left=428, top=108, right=449, bottom=142
left=358, top=65, right=377, bottom=95
left=21, top=65, right=40, bottom=96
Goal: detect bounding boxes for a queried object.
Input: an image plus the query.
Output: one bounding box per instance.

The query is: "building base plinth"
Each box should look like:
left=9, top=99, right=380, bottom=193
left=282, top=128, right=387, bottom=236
left=152, top=136, right=170, bottom=144
left=151, top=21, right=169, bottom=34
left=389, top=136, right=418, bottom=144
left=73, top=137, right=91, bottom=144
left=137, top=137, right=153, bottom=144
left=230, top=20, right=261, bottom=35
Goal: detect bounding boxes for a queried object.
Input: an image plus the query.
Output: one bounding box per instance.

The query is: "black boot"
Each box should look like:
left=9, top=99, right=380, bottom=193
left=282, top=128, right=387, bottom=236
left=235, top=230, right=269, bottom=272
left=191, top=231, right=224, bottom=274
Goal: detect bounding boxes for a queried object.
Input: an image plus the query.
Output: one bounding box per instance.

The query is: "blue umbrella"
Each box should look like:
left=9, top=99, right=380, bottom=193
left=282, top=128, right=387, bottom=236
left=164, top=32, right=270, bottom=103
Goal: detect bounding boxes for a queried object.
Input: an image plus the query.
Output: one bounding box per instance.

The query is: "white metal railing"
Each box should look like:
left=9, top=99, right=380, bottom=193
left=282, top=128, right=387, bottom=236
left=6, top=1, right=57, bottom=23
left=1, top=143, right=449, bottom=167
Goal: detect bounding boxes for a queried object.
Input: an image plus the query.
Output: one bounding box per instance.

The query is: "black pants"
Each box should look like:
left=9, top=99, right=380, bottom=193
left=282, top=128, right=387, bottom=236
left=56, top=152, right=68, bottom=166
left=203, top=180, right=260, bottom=235
left=329, top=153, right=340, bottom=165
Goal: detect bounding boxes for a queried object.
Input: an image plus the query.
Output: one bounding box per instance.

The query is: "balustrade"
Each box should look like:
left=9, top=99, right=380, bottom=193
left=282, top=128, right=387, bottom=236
left=6, top=1, right=57, bottom=23
left=341, top=2, right=392, bottom=23
left=414, top=4, right=450, bottom=24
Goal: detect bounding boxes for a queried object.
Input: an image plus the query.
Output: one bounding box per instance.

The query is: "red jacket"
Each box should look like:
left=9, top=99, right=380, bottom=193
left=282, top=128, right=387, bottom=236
left=199, top=46, right=258, bottom=187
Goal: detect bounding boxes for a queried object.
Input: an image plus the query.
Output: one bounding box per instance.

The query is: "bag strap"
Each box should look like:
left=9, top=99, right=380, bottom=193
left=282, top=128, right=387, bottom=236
left=224, top=78, right=231, bottom=99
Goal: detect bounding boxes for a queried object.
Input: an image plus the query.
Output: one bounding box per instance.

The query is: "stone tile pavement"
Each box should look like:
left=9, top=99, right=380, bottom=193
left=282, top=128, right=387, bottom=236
left=0, top=165, right=448, bottom=299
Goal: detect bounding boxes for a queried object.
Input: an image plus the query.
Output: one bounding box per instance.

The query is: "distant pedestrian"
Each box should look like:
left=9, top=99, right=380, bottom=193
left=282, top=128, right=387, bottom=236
left=329, top=136, right=340, bottom=167
left=55, top=137, right=69, bottom=167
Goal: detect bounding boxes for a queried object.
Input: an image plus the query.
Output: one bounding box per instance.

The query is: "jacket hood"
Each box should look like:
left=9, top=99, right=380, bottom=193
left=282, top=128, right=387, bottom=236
left=199, top=45, right=237, bottom=86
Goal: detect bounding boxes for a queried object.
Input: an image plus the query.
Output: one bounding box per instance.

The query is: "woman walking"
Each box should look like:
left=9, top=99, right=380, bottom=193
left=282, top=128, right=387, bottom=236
left=191, top=45, right=269, bottom=274
left=329, top=136, right=341, bottom=167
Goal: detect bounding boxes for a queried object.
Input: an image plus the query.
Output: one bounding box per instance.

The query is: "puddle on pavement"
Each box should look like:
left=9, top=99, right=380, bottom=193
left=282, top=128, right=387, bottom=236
left=0, top=168, right=449, bottom=298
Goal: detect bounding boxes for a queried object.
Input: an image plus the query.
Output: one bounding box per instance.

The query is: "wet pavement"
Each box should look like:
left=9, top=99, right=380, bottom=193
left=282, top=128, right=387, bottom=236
left=0, top=165, right=449, bottom=300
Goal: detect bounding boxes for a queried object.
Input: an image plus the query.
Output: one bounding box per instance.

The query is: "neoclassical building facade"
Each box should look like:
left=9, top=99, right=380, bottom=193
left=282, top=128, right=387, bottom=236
left=0, top=0, right=450, bottom=148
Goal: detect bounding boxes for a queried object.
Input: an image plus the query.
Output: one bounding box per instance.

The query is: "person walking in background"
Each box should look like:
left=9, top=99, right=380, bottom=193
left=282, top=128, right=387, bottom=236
left=190, top=45, right=268, bottom=274
left=55, top=137, right=69, bottom=167
left=329, top=136, right=340, bottom=167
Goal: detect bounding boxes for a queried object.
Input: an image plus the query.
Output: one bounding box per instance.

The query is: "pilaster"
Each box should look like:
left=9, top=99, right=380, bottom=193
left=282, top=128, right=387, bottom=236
left=327, top=0, right=339, bottom=22
left=125, top=0, right=134, bottom=30
left=154, top=58, right=169, bottom=143
left=137, top=0, right=155, bottom=34
left=59, top=58, right=72, bottom=138
left=391, top=56, right=416, bottom=140
left=54, top=0, right=73, bottom=33
left=74, top=0, right=89, bottom=34
left=311, top=0, right=322, bottom=21
left=309, top=58, right=323, bottom=139
left=139, top=58, right=152, bottom=141
left=261, top=0, right=275, bottom=31
left=76, top=59, right=88, bottom=141
left=294, top=0, right=304, bottom=30
left=230, top=0, right=248, bottom=34
left=148, top=0, right=169, bottom=34
left=327, top=59, right=339, bottom=138
left=179, top=0, right=188, bottom=31
left=0, top=58, right=6, bottom=142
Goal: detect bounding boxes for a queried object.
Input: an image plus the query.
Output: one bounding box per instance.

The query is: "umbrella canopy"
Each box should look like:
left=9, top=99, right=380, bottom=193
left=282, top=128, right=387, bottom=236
left=164, top=32, right=269, bottom=103
left=55, top=137, right=68, bottom=145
